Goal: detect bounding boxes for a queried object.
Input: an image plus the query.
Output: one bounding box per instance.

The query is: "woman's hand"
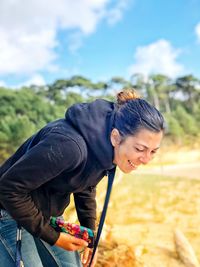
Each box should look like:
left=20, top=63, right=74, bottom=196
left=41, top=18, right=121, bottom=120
left=55, top=232, right=88, bottom=251
left=80, top=247, right=98, bottom=267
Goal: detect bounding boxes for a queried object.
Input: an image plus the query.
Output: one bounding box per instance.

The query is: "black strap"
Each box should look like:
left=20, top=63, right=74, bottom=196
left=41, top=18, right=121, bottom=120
left=88, top=168, right=116, bottom=267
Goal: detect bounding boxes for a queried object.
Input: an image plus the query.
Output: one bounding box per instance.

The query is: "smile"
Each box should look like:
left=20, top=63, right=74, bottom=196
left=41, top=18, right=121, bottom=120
left=128, top=160, right=137, bottom=169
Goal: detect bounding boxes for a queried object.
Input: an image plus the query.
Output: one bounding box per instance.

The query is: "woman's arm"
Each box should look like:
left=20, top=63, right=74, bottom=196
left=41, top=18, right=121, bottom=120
left=74, top=188, right=98, bottom=266
left=73, top=186, right=97, bottom=231
left=0, top=133, right=83, bottom=245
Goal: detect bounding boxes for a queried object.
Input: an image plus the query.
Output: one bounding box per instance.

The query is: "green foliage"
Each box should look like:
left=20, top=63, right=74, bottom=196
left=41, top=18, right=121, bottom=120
left=173, top=105, right=198, bottom=135
left=175, top=75, right=200, bottom=112
left=0, top=87, right=62, bottom=161
left=0, top=115, right=36, bottom=162
left=164, top=114, right=184, bottom=140
left=64, top=92, right=84, bottom=107
left=0, top=88, right=18, bottom=116
left=0, top=73, right=199, bottom=163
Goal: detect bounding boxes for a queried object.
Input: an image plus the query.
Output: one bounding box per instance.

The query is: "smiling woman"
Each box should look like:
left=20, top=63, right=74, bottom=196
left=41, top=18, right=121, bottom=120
left=111, top=90, right=164, bottom=173
left=111, top=129, right=163, bottom=173
left=0, top=89, right=164, bottom=267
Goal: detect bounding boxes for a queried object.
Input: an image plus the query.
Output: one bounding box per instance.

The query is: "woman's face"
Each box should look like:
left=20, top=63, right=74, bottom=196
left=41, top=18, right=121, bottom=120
left=110, top=128, right=163, bottom=173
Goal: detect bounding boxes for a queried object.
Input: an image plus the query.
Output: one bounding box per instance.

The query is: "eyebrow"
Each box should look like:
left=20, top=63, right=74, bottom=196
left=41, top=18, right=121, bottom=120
left=135, top=143, right=160, bottom=150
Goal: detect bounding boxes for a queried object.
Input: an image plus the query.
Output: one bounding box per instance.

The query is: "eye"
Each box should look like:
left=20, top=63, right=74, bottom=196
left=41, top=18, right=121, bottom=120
left=135, top=147, right=144, bottom=152
left=151, top=150, right=157, bottom=154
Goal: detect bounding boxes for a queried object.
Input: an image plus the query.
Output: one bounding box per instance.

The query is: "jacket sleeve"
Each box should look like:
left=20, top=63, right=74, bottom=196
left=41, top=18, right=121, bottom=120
left=73, top=186, right=97, bottom=230
left=0, top=133, right=83, bottom=245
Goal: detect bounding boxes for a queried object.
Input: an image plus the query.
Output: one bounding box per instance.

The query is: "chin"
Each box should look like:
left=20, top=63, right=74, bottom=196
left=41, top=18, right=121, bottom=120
left=119, top=167, right=132, bottom=174
left=124, top=170, right=133, bottom=174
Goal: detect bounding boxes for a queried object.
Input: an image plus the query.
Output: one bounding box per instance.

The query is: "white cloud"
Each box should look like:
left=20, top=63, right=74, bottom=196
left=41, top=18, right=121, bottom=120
left=8, top=74, right=46, bottom=89
left=0, top=29, right=57, bottom=75
left=0, top=74, right=46, bottom=89
left=128, top=39, right=184, bottom=78
left=195, top=22, right=200, bottom=43
left=107, top=0, right=130, bottom=25
left=22, top=74, right=46, bottom=87
left=0, top=0, right=129, bottom=76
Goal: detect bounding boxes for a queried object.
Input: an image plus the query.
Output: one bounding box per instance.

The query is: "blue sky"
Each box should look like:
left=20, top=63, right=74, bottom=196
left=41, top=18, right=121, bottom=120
left=0, top=0, right=200, bottom=88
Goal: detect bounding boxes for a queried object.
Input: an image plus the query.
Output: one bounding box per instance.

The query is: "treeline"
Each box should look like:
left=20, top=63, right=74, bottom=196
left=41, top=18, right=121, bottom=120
left=0, top=74, right=200, bottom=162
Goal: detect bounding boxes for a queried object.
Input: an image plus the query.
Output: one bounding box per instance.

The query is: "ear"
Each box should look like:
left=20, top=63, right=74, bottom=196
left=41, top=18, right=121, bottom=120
left=110, top=128, right=121, bottom=147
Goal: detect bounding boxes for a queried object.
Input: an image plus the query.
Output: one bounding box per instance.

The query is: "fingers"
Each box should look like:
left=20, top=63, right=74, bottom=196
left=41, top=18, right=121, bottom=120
left=81, top=248, right=98, bottom=267
left=68, top=236, right=88, bottom=251
left=81, top=247, right=90, bottom=265
left=55, top=232, right=88, bottom=252
left=68, top=243, right=85, bottom=251
left=71, top=236, right=88, bottom=247
left=89, top=248, right=98, bottom=267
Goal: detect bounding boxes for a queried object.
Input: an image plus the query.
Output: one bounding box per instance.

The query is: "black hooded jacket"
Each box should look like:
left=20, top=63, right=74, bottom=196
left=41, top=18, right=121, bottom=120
left=0, top=99, right=116, bottom=245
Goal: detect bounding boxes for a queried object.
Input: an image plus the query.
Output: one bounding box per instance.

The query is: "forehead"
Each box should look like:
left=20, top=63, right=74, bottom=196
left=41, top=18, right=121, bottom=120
left=126, top=129, right=163, bottom=148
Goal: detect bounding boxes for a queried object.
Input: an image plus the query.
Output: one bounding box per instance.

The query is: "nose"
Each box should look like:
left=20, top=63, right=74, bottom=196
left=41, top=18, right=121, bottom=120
left=139, top=153, right=152, bottom=165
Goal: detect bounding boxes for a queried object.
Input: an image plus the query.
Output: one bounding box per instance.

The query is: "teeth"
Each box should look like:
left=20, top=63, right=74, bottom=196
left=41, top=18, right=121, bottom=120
left=128, top=160, right=136, bottom=167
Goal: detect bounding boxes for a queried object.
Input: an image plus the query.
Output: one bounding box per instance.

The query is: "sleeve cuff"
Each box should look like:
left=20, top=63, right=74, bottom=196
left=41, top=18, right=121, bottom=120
left=80, top=218, right=96, bottom=231
left=39, top=223, right=60, bottom=245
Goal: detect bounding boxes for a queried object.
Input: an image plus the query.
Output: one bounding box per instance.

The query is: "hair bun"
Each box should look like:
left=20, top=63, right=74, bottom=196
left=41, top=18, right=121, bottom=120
left=117, top=89, right=140, bottom=105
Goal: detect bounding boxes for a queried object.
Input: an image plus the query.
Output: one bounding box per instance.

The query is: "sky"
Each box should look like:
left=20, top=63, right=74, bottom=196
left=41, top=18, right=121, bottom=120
left=0, top=0, right=200, bottom=88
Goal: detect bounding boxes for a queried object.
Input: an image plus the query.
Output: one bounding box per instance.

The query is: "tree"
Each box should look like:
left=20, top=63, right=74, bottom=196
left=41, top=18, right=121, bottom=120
left=0, top=87, right=63, bottom=161
left=173, top=105, right=198, bottom=136
left=0, top=115, right=36, bottom=161
left=175, top=75, right=200, bottom=112
left=130, top=73, right=147, bottom=97
left=148, top=74, right=174, bottom=112
left=164, top=114, right=184, bottom=142
left=109, top=76, right=132, bottom=93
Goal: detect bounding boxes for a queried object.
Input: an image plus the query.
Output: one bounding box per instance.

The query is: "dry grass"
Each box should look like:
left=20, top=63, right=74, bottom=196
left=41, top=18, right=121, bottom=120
left=96, top=240, right=142, bottom=267
left=95, top=169, right=200, bottom=267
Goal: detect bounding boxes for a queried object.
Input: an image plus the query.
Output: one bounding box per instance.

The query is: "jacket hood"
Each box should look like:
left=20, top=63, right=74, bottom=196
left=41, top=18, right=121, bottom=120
left=65, top=99, right=116, bottom=170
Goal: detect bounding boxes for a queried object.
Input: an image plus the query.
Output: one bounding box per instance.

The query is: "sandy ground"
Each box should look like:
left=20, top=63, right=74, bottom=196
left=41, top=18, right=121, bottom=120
left=97, top=161, right=200, bottom=267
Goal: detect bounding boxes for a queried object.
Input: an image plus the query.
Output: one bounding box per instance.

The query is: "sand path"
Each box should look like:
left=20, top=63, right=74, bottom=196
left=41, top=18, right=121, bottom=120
left=135, top=162, right=200, bottom=179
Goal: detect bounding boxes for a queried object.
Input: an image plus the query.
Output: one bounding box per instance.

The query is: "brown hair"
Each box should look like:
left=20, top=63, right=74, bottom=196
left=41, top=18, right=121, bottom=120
left=117, top=89, right=140, bottom=105
left=114, top=89, right=165, bottom=136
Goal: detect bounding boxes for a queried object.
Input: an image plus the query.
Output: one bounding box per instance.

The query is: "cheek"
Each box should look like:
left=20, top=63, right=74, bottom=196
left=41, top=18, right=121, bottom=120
left=115, top=143, right=135, bottom=166
left=125, top=149, right=135, bottom=160
left=115, top=147, right=126, bottom=165
left=121, top=151, right=135, bottom=167
left=119, top=148, right=129, bottom=161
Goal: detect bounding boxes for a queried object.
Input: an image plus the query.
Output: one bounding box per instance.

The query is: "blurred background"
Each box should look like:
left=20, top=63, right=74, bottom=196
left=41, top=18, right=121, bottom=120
left=0, top=1, right=200, bottom=266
